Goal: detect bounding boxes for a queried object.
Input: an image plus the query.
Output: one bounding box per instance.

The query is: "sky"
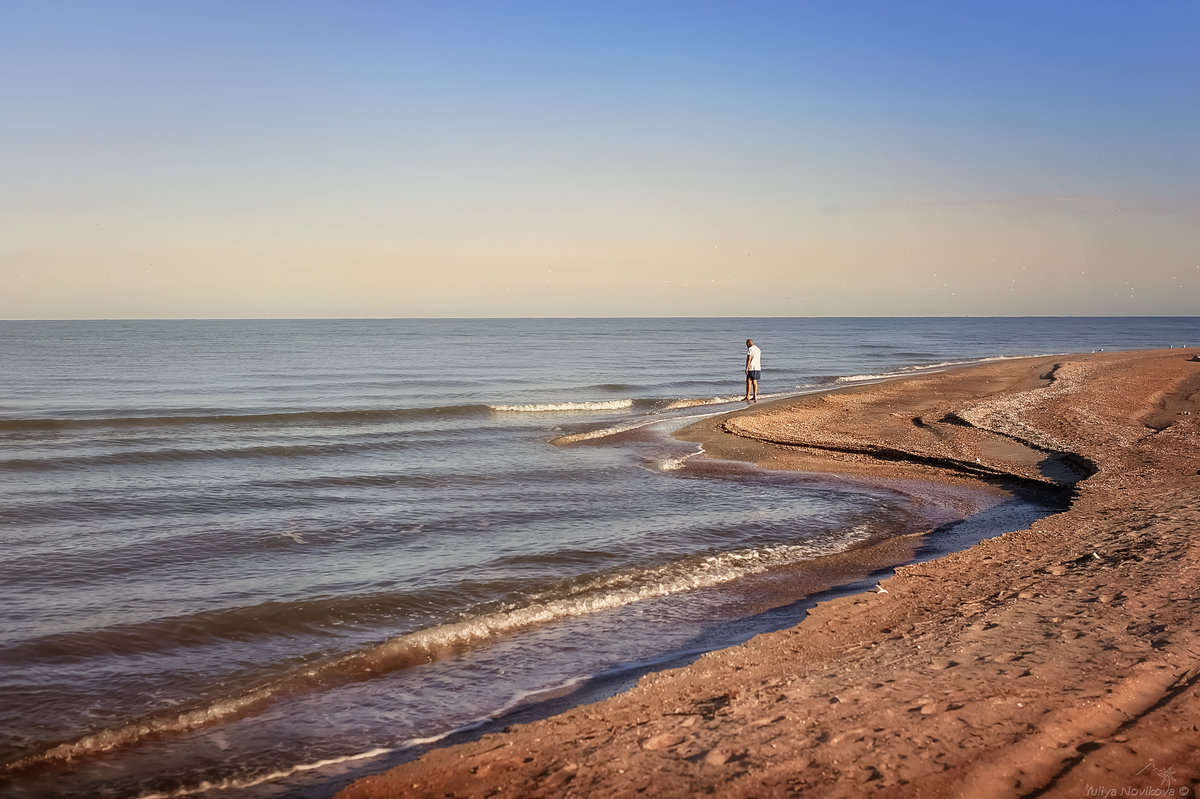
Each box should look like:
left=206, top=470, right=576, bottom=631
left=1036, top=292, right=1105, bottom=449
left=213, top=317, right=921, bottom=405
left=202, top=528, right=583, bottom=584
left=1, top=1, right=1197, bottom=319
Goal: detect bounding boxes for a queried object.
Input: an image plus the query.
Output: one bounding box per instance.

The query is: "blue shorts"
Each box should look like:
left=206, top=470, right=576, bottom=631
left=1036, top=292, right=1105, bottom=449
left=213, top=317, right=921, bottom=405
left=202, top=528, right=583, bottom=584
left=747, top=370, right=761, bottom=380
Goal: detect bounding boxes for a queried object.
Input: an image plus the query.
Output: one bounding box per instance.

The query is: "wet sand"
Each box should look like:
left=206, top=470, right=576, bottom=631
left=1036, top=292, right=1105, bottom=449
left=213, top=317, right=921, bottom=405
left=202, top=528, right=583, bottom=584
left=339, top=349, right=1200, bottom=798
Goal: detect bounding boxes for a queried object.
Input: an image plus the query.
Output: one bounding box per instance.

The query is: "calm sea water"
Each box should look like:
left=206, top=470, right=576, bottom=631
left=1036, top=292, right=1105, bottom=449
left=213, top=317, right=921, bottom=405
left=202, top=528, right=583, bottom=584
left=1, top=317, right=1195, bottom=798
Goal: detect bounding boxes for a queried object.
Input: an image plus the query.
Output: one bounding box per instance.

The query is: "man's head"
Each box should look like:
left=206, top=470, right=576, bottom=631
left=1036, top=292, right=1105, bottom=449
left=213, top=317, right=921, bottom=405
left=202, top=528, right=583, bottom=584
left=746, top=339, right=754, bottom=347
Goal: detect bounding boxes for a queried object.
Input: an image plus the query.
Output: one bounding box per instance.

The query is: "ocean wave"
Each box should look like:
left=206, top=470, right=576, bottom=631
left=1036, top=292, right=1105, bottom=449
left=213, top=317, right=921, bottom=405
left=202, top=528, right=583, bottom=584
left=661, top=391, right=792, bottom=405
left=834, top=371, right=914, bottom=383
left=132, top=747, right=396, bottom=799
left=661, top=395, right=744, bottom=410
left=397, top=647, right=712, bottom=750
left=0, top=405, right=493, bottom=433
left=549, top=419, right=656, bottom=445
left=1, top=527, right=873, bottom=774
left=0, top=576, right=528, bottom=664
left=0, top=439, right=415, bottom=472
left=549, top=410, right=715, bottom=446
left=488, top=399, right=635, bottom=413
left=654, top=448, right=705, bottom=471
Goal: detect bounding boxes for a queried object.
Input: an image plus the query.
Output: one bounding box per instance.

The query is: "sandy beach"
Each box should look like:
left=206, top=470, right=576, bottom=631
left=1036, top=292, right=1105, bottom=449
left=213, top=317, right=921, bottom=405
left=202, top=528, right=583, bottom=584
left=338, top=348, right=1200, bottom=798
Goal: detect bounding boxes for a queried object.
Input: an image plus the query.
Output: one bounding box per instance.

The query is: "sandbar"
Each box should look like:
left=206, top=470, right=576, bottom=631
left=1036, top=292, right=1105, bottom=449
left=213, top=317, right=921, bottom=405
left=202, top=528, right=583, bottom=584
left=339, top=349, right=1200, bottom=797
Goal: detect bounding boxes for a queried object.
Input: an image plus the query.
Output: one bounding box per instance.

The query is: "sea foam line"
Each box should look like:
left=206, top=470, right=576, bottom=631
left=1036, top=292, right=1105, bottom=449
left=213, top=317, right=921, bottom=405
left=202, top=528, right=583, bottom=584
left=662, top=395, right=745, bottom=410
left=488, top=399, right=634, bottom=413
left=550, top=411, right=715, bottom=446
left=550, top=419, right=656, bottom=444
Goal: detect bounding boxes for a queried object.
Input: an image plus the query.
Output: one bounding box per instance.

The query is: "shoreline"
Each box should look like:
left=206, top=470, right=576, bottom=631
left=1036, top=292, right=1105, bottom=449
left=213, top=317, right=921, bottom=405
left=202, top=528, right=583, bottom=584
left=339, top=348, right=1200, bottom=798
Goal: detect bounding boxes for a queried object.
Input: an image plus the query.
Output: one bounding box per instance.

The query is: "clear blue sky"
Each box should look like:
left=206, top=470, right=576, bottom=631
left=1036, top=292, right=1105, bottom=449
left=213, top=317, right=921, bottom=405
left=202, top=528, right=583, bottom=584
left=2, top=1, right=1197, bottom=318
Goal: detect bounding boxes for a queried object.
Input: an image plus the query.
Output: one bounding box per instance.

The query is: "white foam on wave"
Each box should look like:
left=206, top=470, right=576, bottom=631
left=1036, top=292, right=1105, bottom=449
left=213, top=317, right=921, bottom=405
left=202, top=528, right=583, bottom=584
left=835, top=371, right=912, bottom=383
left=662, top=395, right=744, bottom=410
left=551, top=411, right=715, bottom=446
left=664, top=390, right=796, bottom=409
left=5, top=682, right=290, bottom=773
left=396, top=671, right=606, bottom=749
left=133, top=747, right=395, bottom=799
left=550, top=420, right=652, bottom=444
left=489, top=399, right=634, bottom=413
left=399, top=635, right=733, bottom=753
left=655, top=447, right=705, bottom=471
left=402, top=728, right=469, bottom=747
left=399, top=672, right=591, bottom=749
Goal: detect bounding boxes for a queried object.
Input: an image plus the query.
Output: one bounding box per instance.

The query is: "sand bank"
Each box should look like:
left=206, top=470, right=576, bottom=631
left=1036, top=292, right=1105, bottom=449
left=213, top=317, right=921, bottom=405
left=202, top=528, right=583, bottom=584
left=339, top=349, right=1200, bottom=798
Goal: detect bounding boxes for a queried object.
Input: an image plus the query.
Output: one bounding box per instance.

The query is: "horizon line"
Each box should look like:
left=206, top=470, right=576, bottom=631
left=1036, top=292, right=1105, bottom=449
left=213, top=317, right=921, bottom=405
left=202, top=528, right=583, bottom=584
left=1, top=314, right=1197, bottom=323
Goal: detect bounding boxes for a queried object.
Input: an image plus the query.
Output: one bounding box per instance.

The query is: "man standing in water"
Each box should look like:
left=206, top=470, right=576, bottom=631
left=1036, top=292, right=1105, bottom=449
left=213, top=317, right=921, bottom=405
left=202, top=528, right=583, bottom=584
left=745, top=338, right=762, bottom=401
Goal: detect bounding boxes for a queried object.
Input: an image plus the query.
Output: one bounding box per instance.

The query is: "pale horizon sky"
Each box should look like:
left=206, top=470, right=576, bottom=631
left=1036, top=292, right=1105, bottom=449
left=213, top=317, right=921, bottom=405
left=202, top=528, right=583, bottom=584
left=2, top=1, right=1197, bottom=319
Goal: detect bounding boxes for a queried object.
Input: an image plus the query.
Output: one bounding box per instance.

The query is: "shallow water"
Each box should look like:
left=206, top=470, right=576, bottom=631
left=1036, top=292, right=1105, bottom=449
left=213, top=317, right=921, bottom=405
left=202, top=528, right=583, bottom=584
left=0, top=317, right=1193, bottom=798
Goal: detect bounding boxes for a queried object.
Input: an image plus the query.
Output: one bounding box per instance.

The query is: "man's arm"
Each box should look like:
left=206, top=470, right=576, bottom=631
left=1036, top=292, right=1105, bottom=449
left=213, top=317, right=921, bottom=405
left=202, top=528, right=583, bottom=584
left=745, top=351, right=752, bottom=373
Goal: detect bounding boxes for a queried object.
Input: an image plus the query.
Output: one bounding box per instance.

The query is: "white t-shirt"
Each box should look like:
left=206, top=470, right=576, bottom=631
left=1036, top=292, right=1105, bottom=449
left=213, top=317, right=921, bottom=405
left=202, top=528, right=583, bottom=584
left=747, top=344, right=761, bottom=371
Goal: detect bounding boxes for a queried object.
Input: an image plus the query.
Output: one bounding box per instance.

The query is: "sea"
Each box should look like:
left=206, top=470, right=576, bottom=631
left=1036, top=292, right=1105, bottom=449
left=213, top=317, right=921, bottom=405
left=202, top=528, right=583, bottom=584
left=1, top=316, right=1195, bottom=799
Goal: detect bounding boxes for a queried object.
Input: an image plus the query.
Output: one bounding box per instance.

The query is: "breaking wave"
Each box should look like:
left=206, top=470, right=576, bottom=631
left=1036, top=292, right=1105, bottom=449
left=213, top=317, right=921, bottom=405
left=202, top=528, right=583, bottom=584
left=549, top=419, right=658, bottom=445
left=654, top=448, right=705, bottom=471
left=488, top=399, right=635, bottom=413
left=662, top=395, right=745, bottom=410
